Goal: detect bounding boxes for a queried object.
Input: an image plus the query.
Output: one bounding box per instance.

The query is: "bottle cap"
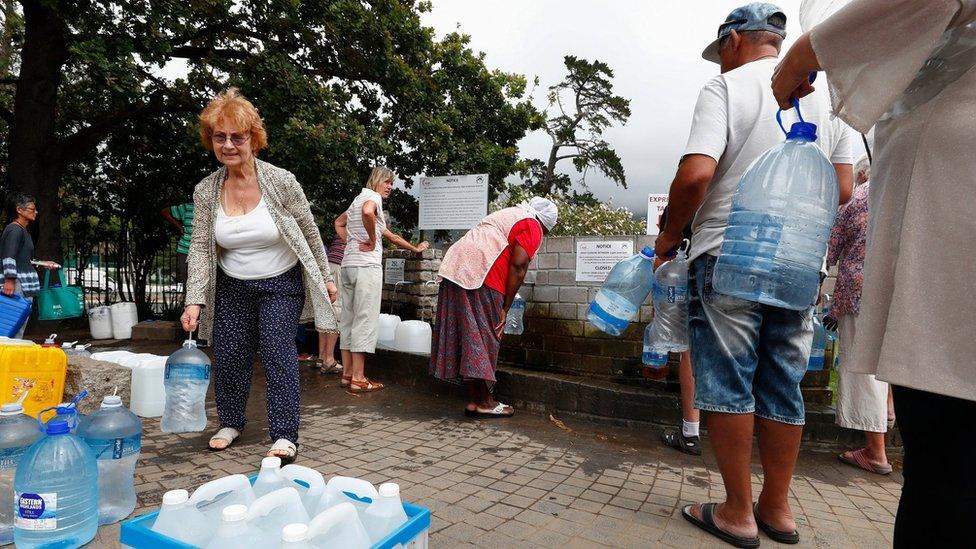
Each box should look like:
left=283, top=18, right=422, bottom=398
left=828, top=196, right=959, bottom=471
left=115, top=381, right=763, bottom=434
left=0, top=403, right=23, bottom=416
left=639, top=247, right=655, bottom=260
left=101, top=395, right=123, bottom=408
left=378, top=483, right=400, bottom=498
left=45, top=418, right=70, bottom=435
left=785, top=121, right=818, bottom=141
left=183, top=339, right=198, bottom=348
left=262, top=456, right=281, bottom=469
left=222, top=504, right=248, bottom=522
left=162, top=489, right=189, bottom=505
left=281, top=523, right=309, bottom=542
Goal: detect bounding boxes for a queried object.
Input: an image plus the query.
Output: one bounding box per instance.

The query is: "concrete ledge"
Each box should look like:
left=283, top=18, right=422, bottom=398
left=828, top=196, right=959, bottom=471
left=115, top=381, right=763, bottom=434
left=367, top=349, right=901, bottom=450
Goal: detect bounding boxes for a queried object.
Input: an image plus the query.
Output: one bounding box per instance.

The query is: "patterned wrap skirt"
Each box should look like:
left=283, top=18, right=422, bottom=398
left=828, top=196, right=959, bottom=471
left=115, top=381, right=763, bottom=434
left=429, top=280, right=505, bottom=383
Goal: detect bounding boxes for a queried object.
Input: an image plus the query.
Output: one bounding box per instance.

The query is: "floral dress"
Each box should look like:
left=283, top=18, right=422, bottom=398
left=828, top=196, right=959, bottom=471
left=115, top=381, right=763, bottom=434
left=826, top=182, right=869, bottom=317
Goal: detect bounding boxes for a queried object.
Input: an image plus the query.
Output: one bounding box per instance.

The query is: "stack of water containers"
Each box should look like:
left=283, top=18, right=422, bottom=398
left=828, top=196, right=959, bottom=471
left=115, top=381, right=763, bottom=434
left=642, top=248, right=689, bottom=380
left=141, top=457, right=417, bottom=548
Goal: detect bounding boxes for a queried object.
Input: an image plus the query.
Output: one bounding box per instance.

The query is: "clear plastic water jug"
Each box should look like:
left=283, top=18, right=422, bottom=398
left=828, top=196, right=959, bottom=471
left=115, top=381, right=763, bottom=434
left=246, top=486, right=309, bottom=548
left=13, top=409, right=98, bottom=549
left=204, top=504, right=256, bottom=549
left=187, top=474, right=256, bottom=530
left=281, top=522, right=315, bottom=548
left=712, top=102, right=839, bottom=310
left=314, top=476, right=378, bottom=523
left=504, top=294, right=526, bottom=335
left=642, top=250, right=689, bottom=381
left=307, top=502, right=371, bottom=549
left=253, top=456, right=287, bottom=499
left=151, top=489, right=212, bottom=547
left=807, top=310, right=826, bottom=371
left=363, top=482, right=408, bottom=544
left=587, top=247, right=655, bottom=336
left=0, top=399, right=42, bottom=544
left=280, top=464, right=326, bottom=516
left=161, top=339, right=211, bottom=433
left=77, top=394, right=142, bottom=525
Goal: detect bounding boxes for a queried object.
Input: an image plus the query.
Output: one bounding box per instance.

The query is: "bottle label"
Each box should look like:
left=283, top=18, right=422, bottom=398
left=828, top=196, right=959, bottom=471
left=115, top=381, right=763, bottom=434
left=592, top=292, right=638, bottom=321
left=15, top=492, right=57, bottom=530
left=653, top=281, right=687, bottom=304
left=165, top=362, right=211, bottom=381
left=0, top=446, right=27, bottom=470
left=86, top=434, right=141, bottom=460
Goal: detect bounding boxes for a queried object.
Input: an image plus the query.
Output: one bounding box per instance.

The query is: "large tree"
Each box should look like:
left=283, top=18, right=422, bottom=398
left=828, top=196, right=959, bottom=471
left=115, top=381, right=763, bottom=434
left=527, top=55, right=631, bottom=196
left=0, top=0, right=537, bottom=263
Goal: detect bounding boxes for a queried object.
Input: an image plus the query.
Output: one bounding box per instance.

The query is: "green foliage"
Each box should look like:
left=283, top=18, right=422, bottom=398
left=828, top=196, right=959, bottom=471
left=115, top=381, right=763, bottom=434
left=529, top=55, right=631, bottom=196
left=493, top=188, right=644, bottom=237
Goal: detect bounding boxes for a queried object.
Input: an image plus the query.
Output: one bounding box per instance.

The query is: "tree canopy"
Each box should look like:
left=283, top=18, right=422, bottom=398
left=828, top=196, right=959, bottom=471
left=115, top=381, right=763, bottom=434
left=0, top=0, right=539, bottom=264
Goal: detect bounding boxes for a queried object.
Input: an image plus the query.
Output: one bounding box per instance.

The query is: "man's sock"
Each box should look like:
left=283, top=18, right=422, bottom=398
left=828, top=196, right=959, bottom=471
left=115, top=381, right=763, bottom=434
left=682, top=420, right=700, bottom=439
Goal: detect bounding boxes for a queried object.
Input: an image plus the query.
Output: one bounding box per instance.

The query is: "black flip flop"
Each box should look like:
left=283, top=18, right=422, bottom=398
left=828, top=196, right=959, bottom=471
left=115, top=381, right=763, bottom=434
left=682, top=503, right=760, bottom=549
left=754, top=503, right=799, bottom=544
left=661, top=430, right=702, bottom=456
left=464, top=403, right=515, bottom=419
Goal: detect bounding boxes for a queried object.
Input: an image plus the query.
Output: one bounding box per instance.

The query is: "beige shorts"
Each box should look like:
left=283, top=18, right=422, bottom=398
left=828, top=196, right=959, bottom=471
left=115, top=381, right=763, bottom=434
left=338, top=265, right=382, bottom=353
left=328, top=262, right=342, bottom=318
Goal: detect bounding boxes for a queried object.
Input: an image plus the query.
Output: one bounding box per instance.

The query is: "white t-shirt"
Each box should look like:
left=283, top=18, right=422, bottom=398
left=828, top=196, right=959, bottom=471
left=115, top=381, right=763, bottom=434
left=341, top=188, right=386, bottom=268
left=683, top=58, right=854, bottom=263
left=215, top=198, right=298, bottom=280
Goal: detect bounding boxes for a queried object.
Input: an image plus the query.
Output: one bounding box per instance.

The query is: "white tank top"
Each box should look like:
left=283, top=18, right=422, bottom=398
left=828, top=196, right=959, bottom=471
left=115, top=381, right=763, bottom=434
left=215, top=198, right=298, bottom=280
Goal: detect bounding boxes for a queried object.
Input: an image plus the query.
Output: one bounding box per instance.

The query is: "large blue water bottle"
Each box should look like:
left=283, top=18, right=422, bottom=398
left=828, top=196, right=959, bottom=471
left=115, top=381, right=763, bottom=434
left=13, top=408, right=98, bottom=548
left=587, top=247, right=655, bottom=336
left=78, top=395, right=142, bottom=525
left=712, top=100, right=839, bottom=310
left=807, top=310, right=826, bottom=371
left=642, top=249, right=689, bottom=380
left=161, top=339, right=212, bottom=433
left=0, top=398, right=43, bottom=545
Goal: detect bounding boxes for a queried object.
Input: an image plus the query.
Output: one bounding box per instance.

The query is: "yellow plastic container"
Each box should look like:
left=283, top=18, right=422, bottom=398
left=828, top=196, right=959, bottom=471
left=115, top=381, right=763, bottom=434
left=0, top=344, right=67, bottom=419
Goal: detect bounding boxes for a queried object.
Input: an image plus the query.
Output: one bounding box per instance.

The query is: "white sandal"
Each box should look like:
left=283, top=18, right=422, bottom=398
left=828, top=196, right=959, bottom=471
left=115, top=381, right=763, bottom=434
left=268, top=438, right=298, bottom=464
left=209, top=427, right=240, bottom=451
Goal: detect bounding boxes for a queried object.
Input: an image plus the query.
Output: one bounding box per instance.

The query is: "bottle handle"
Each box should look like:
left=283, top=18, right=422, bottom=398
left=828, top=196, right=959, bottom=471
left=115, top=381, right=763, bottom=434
left=775, top=72, right=817, bottom=135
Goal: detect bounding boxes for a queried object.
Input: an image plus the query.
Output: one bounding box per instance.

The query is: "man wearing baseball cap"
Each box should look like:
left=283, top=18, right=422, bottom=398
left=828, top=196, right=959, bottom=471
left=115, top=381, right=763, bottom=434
left=655, top=4, right=853, bottom=547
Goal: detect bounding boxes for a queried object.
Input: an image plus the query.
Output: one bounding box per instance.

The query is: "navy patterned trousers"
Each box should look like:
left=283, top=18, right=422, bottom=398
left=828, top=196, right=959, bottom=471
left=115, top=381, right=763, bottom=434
left=213, top=265, right=305, bottom=444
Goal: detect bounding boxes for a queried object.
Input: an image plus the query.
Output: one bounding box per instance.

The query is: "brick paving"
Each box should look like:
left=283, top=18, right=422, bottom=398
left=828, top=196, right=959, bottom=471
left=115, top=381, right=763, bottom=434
left=94, top=359, right=898, bottom=548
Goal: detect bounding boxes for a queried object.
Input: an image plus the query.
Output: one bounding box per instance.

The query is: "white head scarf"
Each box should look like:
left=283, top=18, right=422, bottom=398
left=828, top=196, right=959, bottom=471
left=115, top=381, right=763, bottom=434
left=518, top=196, right=558, bottom=231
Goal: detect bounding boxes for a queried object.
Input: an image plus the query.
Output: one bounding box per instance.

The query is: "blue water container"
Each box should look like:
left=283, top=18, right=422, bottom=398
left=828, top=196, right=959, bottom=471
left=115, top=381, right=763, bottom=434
left=0, top=400, right=43, bottom=545
left=587, top=247, right=655, bottom=336
left=0, top=294, right=32, bottom=338
left=807, top=310, right=826, bottom=371
left=712, top=100, right=839, bottom=310
left=78, top=395, right=142, bottom=525
left=13, top=408, right=99, bottom=548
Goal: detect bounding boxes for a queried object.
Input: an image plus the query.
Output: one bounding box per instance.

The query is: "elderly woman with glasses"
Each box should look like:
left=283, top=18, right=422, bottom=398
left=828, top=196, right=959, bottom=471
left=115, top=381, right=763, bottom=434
left=181, top=88, right=338, bottom=463
left=1, top=193, right=60, bottom=339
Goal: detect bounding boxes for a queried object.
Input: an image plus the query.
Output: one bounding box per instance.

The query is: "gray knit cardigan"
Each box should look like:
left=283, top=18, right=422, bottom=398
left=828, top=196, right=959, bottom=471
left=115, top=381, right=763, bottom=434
left=184, top=158, right=338, bottom=340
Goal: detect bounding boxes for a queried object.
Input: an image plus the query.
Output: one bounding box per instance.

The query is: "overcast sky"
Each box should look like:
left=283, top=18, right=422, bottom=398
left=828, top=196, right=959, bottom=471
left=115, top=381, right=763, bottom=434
left=420, top=0, right=864, bottom=216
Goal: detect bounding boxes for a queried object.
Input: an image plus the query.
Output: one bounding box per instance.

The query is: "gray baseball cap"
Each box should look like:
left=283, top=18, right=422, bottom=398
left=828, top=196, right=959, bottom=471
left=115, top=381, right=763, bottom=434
left=702, top=3, right=787, bottom=64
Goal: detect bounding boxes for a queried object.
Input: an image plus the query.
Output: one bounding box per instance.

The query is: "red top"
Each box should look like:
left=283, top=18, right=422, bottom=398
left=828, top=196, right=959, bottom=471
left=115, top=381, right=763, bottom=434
left=483, top=218, right=543, bottom=294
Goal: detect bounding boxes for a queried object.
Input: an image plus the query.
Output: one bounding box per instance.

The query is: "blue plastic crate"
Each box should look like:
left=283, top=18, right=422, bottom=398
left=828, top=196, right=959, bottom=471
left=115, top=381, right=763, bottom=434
left=120, top=476, right=430, bottom=549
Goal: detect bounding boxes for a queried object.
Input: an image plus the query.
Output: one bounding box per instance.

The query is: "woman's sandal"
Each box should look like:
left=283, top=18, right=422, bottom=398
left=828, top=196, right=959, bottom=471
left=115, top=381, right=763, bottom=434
left=754, top=503, right=800, bottom=544
left=268, top=438, right=298, bottom=465
left=838, top=448, right=893, bottom=475
left=464, top=403, right=515, bottom=419
left=319, top=360, right=343, bottom=375
left=349, top=378, right=385, bottom=392
left=682, top=503, right=760, bottom=549
left=340, top=375, right=352, bottom=388
left=208, top=427, right=241, bottom=451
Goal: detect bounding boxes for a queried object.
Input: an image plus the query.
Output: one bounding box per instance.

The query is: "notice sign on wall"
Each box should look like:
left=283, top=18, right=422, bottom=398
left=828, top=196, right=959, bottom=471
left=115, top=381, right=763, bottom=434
left=418, top=174, right=489, bottom=230
left=646, top=193, right=670, bottom=235
left=576, top=240, right=634, bottom=283
left=384, top=258, right=405, bottom=284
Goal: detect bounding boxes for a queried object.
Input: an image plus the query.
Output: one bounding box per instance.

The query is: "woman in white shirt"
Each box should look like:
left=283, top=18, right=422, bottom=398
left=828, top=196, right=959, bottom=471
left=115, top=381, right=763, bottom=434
left=334, top=167, right=429, bottom=392
left=181, top=89, right=338, bottom=463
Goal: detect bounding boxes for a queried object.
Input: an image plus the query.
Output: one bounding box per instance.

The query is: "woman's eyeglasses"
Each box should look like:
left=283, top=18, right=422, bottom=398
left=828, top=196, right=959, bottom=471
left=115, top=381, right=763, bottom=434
left=212, top=132, right=250, bottom=146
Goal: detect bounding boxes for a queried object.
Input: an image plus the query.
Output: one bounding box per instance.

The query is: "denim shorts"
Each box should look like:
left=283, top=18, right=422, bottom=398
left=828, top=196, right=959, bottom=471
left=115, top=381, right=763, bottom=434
left=688, top=255, right=812, bottom=425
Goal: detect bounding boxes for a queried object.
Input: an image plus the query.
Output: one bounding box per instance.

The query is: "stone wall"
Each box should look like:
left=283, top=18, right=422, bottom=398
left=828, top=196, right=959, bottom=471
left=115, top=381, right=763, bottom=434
left=380, top=234, right=838, bottom=386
